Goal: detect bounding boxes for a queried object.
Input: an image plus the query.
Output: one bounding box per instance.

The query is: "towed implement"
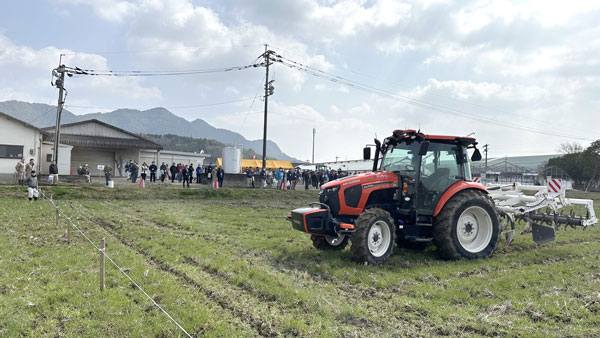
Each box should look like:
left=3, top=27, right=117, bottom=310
left=286, top=129, right=598, bottom=264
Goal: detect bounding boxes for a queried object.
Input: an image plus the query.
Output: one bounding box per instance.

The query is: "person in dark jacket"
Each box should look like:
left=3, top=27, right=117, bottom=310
left=169, top=163, right=177, bottom=183
left=159, top=162, right=167, bottom=182
left=181, top=164, right=190, bottom=188
left=49, top=160, right=58, bottom=186
left=26, top=170, right=39, bottom=201
left=188, top=164, right=194, bottom=185
left=217, top=166, right=224, bottom=187
left=130, top=162, right=138, bottom=183
left=149, top=161, right=157, bottom=182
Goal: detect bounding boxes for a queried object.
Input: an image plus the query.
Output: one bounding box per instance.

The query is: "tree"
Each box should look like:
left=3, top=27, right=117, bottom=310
left=548, top=139, right=600, bottom=191
left=557, top=142, right=583, bottom=154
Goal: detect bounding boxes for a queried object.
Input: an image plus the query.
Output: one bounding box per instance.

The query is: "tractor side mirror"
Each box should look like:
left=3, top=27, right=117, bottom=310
left=363, top=147, right=371, bottom=160
left=418, top=141, right=430, bottom=156
left=471, top=148, right=482, bottom=161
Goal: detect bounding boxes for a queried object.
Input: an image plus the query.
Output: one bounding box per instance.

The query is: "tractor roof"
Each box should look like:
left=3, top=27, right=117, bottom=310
left=392, top=129, right=477, bottom=145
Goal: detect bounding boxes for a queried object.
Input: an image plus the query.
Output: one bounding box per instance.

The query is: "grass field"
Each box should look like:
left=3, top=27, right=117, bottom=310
left=1, top=184, right=600, bottom=337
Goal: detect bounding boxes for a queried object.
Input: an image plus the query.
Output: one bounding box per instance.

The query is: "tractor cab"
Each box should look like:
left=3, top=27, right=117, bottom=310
left=367, top=129, right=481, bottom=219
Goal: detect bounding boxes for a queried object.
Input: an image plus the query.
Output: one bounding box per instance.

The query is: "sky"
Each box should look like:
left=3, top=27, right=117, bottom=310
left=1, top=0, right=599, bottom=162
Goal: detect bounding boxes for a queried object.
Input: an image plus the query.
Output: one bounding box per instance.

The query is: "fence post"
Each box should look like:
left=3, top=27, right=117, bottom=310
left=50, top=194, right=53, bottom=215
left=100, top=238, right=105, bottom=291
left=56, top=202, right=59, bottom=229
left=66, top=213, right=71, bottom=243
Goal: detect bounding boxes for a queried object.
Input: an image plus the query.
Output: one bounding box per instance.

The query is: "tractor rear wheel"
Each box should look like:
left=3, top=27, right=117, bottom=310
left=351, top=208, right=396, bottom=264
left=311, top=235, right=349, bottom=250
left=433, top=190, right=500, bottom=260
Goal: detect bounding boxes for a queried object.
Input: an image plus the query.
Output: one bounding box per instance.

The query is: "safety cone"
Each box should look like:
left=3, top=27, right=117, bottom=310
left=282, top=179, right=287, bottom=190
left=139, top=178, right=145, bottom=188
left=213, top=179, right=218, bottom=190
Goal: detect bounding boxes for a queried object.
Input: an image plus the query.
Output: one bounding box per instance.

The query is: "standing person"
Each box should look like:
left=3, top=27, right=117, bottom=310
left=259, top=168, right=267, bottom=188
left=217, top=166, right=224, bottom=187
left=25, top=170, right=39, bottom=201
left=104, top=163, right=113, bottom=186
left=130, top=162, right=138, bottom=183
left=140, top=162, right=148, bottom=181
left=181, top=164, right=190, bottom=188
left=275, top=168, right=283, bottom=189
left=188, top=164, right=194, bottom=185
left=303, top=170, right=310, bottom=190
left=177, top=163, right=183, bottom=182
left=25, top=158, right=35, bottom=177
left=149, top=161, right=157, bottom=182
left=245, top=167, right=253, bottom=188
left=211, top=165, right=218, bottom=189
left=49, top=160, right=59, bottom=186
left=15, top=157, right=26, bottom=186
left=169, top=163, right=177, bottom=183
left=196, top=165, right=202, bottom=184
left=83, top=164, right=92, bottom=183
left=311, top=171, right=318, bottom=189
left=159, top=162, right=167, bottom=182
left=125, top=160, right=131, bottom=182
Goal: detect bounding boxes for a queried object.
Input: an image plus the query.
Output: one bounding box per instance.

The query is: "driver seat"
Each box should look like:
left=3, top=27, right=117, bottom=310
left=424, top=168, right=450, bottom=191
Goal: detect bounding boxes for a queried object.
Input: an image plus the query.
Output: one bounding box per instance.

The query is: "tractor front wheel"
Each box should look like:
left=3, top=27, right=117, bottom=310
left=351, top=208, right=396, bottom=265
left=311, top=235, right=349, bottom=250
left=433, top=190, right=500, bottom=260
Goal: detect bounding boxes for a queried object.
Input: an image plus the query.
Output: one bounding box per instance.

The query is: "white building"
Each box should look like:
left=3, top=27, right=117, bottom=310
left=0, top=112, right=45, bottom=182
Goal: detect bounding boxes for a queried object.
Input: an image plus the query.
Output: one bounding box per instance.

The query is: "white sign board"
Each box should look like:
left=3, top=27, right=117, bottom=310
left=97, top=165, right=105, bottom=170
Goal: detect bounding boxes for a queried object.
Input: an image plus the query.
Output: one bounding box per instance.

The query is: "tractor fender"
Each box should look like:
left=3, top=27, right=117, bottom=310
left=432, top=181, right=488, bottom=217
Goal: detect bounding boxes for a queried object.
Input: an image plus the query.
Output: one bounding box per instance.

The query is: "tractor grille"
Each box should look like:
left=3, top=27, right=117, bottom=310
left=319, top=189, right=340, bottom=215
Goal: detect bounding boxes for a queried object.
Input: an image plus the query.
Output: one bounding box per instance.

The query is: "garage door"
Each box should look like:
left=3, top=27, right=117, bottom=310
left=71, top=147, right=114, bottom=176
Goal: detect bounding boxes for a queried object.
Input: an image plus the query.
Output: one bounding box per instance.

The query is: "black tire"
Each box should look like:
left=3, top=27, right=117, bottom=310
left=433, top=190, right=500, bottom=260
left=350, top=208, right=396, bottom=265
left=311, top=235, right=349, bottom=251
left=395, top=230, right=431, bottom=251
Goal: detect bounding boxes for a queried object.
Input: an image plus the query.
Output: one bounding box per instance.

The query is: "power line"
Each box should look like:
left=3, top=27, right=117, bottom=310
left=271, top=53, right=596, bottom=142
left=64, top=63, right=263, bottom=77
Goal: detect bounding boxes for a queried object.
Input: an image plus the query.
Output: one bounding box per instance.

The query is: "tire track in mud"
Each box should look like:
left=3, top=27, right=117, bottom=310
left=67, top=203, right=279, bottom=337
left=84, top=202, right=394, bottom=334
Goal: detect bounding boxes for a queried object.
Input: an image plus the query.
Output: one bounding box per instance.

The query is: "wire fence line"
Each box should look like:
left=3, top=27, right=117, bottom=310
left=38, top=189, right=192, bottom=338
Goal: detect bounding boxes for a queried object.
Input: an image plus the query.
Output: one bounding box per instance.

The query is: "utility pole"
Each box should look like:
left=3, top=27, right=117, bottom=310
left=483, top=144, right=489, bottom=171
left=52, top=64, right=67, bottom=167
left=261, top=45, right=275, bottom=171
left=312, top=128, right=316, bottom=164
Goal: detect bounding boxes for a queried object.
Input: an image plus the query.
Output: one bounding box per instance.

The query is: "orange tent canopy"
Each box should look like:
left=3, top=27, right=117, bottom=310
left=215, top=158, right=294, bottom=170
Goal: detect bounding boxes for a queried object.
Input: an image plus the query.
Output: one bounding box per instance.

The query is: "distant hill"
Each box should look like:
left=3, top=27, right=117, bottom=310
left=143, top=134, right=275, bottom=160
left=0, top=100, right=298, bottom=161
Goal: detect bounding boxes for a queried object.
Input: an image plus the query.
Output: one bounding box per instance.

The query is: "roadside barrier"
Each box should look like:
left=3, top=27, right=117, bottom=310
left=39, top=189, right=192, bottom=338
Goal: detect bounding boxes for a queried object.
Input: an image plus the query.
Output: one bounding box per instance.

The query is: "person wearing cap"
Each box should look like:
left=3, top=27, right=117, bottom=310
left=49, top=160, right=58, bottom=186
left=25, top=170, right=39, bottom=201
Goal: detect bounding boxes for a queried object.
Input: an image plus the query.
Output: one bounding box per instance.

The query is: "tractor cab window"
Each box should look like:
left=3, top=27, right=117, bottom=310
left=379, top=142, right=419, bottom=177
left=417, top=142, right=464, bottom=213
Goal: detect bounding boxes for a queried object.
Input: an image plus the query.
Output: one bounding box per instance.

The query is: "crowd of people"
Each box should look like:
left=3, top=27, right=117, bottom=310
left=15, top=157, right=39, bottom=200
left=122, top=161, right=225, bottom=188
left=243, top=167, right=348, bottom=189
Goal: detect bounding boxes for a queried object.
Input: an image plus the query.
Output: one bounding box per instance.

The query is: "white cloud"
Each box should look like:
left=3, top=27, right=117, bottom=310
left=57, top=0, right=136, bottom=22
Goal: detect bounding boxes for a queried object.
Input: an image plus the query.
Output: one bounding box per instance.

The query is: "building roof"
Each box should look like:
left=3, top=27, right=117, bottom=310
left=486, top=154, right=560, bottom=171
left=0, top=111, right=46, bottom=133
left=42, top=119, right=162, bottom=150
left=44, top=134, right=162, bottom=150
left=141, top=149, right=211, bottom=157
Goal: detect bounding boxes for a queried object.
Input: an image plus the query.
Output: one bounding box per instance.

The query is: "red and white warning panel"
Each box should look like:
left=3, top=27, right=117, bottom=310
left=473, top=177, right=481, bottom=184
left=547, top=177, right=563, bottom=194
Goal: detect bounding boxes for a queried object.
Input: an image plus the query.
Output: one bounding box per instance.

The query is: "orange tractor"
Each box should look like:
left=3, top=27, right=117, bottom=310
left=287, top=129, right=499, bottom=264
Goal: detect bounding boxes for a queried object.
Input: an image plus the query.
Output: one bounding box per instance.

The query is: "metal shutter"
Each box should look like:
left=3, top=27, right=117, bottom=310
left=71, top=147, right=114, bottom=176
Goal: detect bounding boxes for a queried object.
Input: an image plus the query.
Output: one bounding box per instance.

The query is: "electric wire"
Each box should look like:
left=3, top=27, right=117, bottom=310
left=271, top=54, right=595, bottom=141
left=64, top=63, right=262, bottom=77
left=39, top=190, right=192, bottom=338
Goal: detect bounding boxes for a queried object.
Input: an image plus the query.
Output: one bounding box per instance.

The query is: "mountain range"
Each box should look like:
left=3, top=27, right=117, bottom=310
left=0, top=100, right=298, bottom=161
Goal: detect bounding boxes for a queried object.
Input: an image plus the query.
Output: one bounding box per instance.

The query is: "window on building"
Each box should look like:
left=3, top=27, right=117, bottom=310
left=0, top=144, right=24, bottom=159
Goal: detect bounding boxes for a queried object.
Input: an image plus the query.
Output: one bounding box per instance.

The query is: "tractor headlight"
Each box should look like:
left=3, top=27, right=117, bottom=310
left=321, top=186, right=340, bottom=195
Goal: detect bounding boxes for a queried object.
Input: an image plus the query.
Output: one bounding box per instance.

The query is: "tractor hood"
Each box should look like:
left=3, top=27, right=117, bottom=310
left=322, top=171, right=398, bottom=190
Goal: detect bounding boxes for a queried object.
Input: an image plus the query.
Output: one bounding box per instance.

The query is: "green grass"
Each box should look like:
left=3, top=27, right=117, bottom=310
left=1, top=184, right=600, bottom=337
